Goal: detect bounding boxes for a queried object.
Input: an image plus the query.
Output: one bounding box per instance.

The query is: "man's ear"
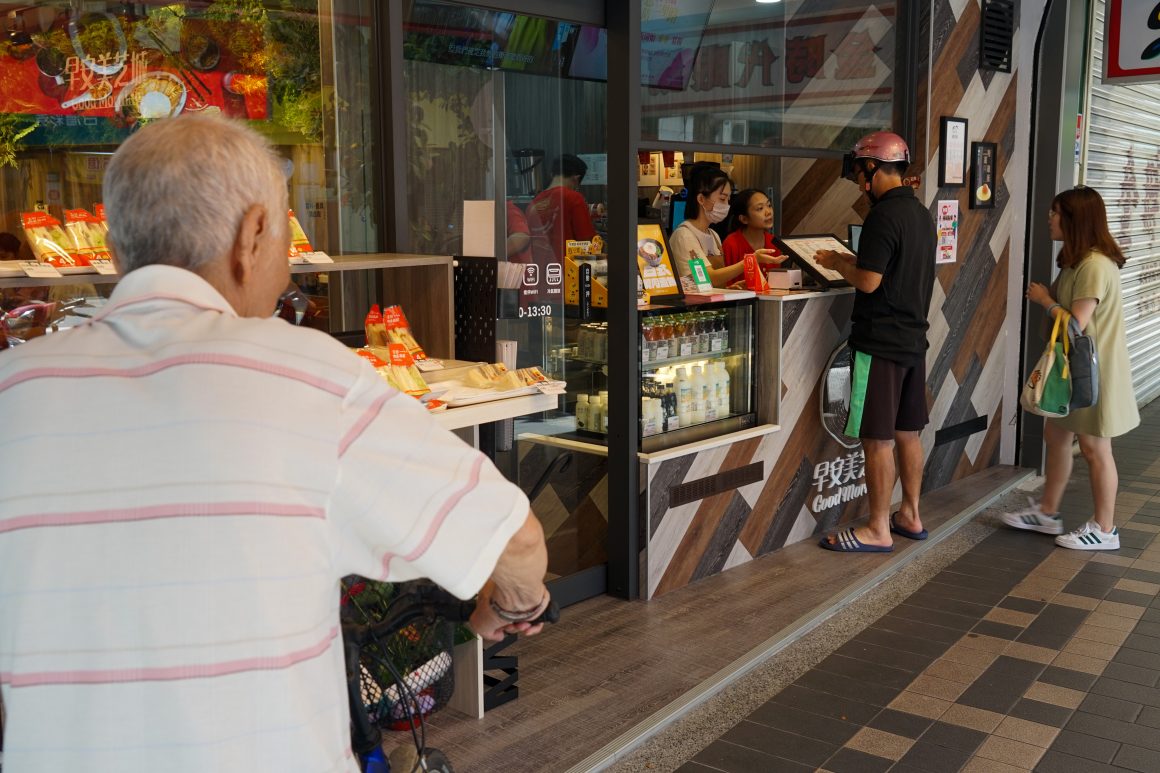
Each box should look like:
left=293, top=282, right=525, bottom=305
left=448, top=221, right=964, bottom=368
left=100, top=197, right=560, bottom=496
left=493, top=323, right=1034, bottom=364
left=229, top=204, right=268, bottom=286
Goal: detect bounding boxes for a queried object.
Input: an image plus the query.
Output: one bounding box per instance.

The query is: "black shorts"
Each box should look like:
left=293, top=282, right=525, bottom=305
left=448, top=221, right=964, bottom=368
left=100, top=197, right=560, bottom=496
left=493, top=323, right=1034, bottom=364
left=844, top=352, right=928, bottom=440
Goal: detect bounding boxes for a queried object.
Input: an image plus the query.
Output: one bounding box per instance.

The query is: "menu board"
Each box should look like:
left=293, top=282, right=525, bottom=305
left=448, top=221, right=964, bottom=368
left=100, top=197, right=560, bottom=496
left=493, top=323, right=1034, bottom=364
left=636, top=223, right=682, bottom=298
left=774, top=234, right=852, bottom=288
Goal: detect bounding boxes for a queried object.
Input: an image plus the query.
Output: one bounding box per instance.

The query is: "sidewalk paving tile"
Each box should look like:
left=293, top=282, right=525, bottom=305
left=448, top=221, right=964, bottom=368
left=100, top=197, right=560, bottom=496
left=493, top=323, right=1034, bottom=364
left=974, top=734, right=1045, bottom=769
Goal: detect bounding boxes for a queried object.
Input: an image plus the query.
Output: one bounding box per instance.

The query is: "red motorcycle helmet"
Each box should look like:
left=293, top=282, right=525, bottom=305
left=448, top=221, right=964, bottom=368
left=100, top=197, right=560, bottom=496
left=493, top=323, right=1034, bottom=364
left=842, top=131, right=911, bottom=180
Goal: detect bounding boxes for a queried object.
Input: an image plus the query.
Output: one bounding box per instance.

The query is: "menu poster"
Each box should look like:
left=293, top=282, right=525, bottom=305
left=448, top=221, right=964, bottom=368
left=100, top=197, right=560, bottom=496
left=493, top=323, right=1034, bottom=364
left=636, top=223, right=682, bottom=298
left=660, top=152, right=684, bottom=186
left=936, top=200, right=958, bottom=264
left=939, top=116, right=968, bottom=187
left=0, top=9, right=281, bottom=148
left=638, top=152, right=660, bottom=186
left=774, top=234, right=852, bottom=288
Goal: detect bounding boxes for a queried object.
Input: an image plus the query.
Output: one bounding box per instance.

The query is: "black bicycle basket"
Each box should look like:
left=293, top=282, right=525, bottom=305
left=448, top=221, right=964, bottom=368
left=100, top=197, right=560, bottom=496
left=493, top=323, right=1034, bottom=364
left=340, top=578, right=457, bottom=731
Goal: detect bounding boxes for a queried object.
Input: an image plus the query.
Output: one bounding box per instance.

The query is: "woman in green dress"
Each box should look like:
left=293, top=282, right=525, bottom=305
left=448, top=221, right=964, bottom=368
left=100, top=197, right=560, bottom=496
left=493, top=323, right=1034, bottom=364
left=1003, top=186, right=1140, bottom=550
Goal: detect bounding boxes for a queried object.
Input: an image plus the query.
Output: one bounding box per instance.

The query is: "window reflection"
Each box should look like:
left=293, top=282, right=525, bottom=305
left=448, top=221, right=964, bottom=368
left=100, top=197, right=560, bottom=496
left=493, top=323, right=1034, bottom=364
left=0, top=0, right=376, bottom=257
left=640, top=0, right=897, bottom=151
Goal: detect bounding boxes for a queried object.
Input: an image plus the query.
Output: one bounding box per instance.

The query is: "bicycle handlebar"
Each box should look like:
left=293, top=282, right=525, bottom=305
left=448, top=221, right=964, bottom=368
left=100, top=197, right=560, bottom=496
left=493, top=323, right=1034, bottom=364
left=344, top=586, right=560, bottom=644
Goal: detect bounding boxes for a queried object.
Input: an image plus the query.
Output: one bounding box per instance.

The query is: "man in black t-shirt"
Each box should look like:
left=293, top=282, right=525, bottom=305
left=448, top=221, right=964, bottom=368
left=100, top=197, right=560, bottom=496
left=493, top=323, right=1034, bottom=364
left=815, top=131, right=937, bottom=554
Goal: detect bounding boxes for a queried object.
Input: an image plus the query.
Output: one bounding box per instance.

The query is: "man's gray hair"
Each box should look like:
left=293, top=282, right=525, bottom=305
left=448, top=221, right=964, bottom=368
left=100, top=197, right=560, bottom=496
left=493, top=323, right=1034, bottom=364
left=103, top=114, right=287, bottom=274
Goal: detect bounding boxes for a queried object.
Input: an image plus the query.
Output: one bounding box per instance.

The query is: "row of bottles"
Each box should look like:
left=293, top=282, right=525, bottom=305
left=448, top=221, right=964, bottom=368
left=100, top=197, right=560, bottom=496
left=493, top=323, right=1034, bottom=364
left=575, top=390, right=610, bottom=434
left=577, top=323, right=609, bottom=362
left=640, top=362, right=732, bottom=436
left=642, top=310, right=729, bottom=365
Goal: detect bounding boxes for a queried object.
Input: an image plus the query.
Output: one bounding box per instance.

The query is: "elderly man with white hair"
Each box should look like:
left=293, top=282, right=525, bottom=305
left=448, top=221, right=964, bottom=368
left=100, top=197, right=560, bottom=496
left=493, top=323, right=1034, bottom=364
left=0, top=115, right=550, bottom=772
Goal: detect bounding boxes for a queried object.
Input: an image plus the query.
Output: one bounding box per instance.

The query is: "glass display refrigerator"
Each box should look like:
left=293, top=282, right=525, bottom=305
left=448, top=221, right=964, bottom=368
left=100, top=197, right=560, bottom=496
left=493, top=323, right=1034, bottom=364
left=554, top=298, right=756, bottom=453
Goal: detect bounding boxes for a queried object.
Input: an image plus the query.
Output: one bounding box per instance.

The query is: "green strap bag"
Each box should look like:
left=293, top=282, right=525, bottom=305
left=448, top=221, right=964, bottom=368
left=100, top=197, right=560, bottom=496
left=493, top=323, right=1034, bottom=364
left=1020, top=311, right=1072, bottom=418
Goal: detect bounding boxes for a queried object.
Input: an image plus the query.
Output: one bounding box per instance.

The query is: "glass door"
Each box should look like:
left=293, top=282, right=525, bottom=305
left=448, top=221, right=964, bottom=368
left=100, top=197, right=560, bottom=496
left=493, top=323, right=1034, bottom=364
left=401, top=2, right=609, bottom=605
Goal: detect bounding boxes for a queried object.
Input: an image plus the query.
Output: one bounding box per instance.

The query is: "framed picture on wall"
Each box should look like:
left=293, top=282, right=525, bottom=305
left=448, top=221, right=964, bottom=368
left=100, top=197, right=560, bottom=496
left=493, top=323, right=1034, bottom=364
left=939, top=116, right=968, bottom=187
left=970, top=141, right=997, bottom=209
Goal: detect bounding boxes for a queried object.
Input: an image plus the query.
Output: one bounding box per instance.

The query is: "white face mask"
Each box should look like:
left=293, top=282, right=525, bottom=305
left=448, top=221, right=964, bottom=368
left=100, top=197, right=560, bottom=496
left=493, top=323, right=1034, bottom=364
left=707, top=201, right=730, bottom=224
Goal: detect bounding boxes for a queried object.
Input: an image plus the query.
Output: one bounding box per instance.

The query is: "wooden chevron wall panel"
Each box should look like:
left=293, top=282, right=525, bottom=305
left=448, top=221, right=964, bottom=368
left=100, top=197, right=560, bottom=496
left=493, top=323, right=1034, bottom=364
left=640, top=0, right=1021, bottom=598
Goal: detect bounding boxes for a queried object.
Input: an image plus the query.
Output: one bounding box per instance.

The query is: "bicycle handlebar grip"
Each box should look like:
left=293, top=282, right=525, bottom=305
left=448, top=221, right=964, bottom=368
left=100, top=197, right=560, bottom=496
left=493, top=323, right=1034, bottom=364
left=531, top=600, right=560, bottom=625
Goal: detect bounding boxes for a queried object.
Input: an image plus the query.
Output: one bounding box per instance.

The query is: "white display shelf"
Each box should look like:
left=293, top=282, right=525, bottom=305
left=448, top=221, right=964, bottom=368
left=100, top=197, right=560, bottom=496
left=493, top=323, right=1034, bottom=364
left=642, top=347, right=733, bottom=372
left=518, top=432, right=609, bottom=457
left=433, top=391, right=558, bottom=431
left=0, top=253, right=454, bottom=289
left=638, top=423, right=781, bottom=463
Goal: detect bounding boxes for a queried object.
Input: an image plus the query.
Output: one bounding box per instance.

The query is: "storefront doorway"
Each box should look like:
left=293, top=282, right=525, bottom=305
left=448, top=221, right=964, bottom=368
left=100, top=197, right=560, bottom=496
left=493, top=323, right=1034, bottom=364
left=398, top=1, right=611, bottom=606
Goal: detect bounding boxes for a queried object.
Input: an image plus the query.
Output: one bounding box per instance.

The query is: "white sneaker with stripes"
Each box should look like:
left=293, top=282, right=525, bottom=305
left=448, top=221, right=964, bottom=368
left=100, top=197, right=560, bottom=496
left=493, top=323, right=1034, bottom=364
left=1000, top=498, right=1064, bottom=535
left=1054, top=520, right=1120, bottom=551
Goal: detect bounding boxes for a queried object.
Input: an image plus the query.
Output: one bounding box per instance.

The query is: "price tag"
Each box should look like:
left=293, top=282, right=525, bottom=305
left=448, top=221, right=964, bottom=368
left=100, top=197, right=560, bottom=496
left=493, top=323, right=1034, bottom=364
left=679, top=341, right=693, bottom=357
left=535, top=380, right=568, bottom=395
left=303, top=252, right=334, bottom=264
left=19, top=261, right=62, bottom=278
left=711, top=338, right=723, bottom=352
left=656, top=344, right=669, bottom=361
left=89, top=259, right=117, bottom=275
left=687, top=258, right=713, bottom=292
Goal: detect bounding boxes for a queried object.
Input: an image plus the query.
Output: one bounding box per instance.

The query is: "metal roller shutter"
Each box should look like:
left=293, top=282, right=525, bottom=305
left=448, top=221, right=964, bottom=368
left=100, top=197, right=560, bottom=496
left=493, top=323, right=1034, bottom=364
left=1083, top=0, right=1160, bottom=406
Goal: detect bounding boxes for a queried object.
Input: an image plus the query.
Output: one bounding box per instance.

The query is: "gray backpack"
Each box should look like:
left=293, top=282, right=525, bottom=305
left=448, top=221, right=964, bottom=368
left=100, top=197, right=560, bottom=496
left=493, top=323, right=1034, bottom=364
left=1067, top=316, right=1099, bottom=410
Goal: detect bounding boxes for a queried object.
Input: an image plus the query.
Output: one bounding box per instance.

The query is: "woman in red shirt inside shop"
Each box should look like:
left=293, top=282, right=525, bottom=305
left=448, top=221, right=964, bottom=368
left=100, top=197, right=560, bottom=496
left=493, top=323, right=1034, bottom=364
left=722, top=189, right=784, bottom=267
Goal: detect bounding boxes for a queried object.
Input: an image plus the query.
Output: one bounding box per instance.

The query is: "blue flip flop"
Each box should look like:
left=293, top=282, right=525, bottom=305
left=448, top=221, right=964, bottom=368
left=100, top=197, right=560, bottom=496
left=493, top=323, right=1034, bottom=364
left=890, top=511, right=928, bottom=541
left=819, top=527, right=893, bottom=553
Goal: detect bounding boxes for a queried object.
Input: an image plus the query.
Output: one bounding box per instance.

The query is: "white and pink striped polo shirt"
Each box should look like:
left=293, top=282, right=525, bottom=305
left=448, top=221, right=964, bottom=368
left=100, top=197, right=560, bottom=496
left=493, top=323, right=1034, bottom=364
left=0, top=265, right=529, bottom=772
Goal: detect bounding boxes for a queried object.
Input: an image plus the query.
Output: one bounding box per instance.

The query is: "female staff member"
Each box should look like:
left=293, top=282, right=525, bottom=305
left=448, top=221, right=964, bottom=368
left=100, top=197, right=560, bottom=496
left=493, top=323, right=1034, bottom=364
left=1003, top=187, right=1140, bottom=550
left=668, top=169, right=779, bottom=288
left=722, top=189, right=783, bottom=267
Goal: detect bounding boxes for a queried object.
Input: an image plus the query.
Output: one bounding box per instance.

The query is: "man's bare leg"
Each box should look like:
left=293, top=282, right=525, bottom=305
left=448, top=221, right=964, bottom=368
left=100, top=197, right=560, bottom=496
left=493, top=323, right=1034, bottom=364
left=853, top=437, right=896, bottom=547
left=893, top=430, right=924, bottom=533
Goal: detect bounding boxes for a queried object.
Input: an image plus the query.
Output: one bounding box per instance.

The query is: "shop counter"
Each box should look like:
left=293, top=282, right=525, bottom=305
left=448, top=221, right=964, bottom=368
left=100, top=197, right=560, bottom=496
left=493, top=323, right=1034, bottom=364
left=640, top=287, right=869, bottom=599
left=434, top=392, right=558, bottom=432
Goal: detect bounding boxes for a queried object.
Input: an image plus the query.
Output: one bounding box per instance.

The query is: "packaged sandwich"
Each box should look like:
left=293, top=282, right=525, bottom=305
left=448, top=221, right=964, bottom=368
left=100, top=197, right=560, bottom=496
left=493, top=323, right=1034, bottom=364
left=353, top=348, right=388, bottom=369
left=288, top=209, right=313, bottom=257
left=21, top=212, right=86, bottom=267
left=383, top=305, right=427, bottom=361
left=464, top=363, right=549, bottom=392
left=64, top=209, right=112, bottom=262
left=382, top=344, right=430, bottom=396
left=93, top=204, right=109, bottom=232
left=364, top=305, right=389, bottom=347
left=464, top=362, right=509, bottom=389
left=352, top=346, right=431, bottom=398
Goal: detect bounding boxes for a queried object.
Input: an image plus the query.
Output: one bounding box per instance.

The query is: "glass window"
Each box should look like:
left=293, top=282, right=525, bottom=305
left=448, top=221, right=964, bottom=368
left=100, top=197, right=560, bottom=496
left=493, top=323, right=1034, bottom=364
left=0, top=0, right=376, bottom=335
left=0, top=0, right=376, bottom=257
left=637, top=0, right=898, bottom=151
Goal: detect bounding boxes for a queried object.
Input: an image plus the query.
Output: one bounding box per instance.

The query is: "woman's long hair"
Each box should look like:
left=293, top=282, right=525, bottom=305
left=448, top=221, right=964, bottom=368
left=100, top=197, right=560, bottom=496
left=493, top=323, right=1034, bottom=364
left=1053, top=186, right=1126, bottom=269
left=726, top=189, right=766, bottom=233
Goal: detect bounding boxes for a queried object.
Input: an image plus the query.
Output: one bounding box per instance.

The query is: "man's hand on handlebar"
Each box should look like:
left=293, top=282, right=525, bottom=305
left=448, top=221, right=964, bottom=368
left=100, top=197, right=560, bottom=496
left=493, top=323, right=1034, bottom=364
left=470, top=580, right=551, bottom=642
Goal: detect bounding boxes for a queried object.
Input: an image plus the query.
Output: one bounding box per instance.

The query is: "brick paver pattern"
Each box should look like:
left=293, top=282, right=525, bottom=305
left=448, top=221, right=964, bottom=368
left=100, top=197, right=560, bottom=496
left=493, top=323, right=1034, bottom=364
left=679, top=405, right=1160, bottom=773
